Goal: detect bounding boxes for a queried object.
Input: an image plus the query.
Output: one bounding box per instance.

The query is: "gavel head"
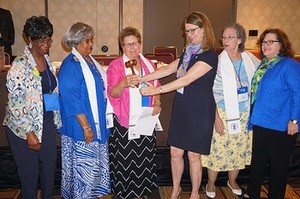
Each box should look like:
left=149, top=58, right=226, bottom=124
left=125, top=59, right=137, bottom=68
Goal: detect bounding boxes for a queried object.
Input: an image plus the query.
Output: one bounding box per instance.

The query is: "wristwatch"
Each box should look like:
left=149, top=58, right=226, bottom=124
left=159, top=86, right=163, bottom=94
left=290, top=120, right=299, bottom=124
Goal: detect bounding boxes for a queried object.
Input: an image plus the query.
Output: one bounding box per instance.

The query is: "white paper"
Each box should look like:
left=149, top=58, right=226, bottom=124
left=135, top=107, right=160, bottom=136
left=155, top=119, right=163, bottom=131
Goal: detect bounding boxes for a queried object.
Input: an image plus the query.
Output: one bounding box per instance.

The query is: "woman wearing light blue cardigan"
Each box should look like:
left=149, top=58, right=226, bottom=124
left=245, top=28, right=300, bottom=199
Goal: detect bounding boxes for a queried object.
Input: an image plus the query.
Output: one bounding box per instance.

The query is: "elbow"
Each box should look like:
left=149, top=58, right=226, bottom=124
left=109, top=90, right=121, bottom=98
left=109, top=92, right=118, bottom=98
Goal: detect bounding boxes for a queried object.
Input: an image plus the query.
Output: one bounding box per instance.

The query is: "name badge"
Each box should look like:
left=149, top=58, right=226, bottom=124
left=95, top=122, right=101, bottom=139
left=176, top=87, right=184, bottom=94
left=227, top=119, right=241, bottom=134
left=237, top=86, right=248, bottom=102
left=141, top=83, right=150, bottom=107
left=106, top=113, right=114, bottom=128
left=128, top=125, right=140, bottom=140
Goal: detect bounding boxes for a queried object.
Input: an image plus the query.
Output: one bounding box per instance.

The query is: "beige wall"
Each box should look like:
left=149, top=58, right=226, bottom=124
left=0, top=0, right=143, bottom=62
left=48, top=0, right=121, bottom=61
left=237, top=0, right=300, bottom=54
left=1, top=0, right=299, bottom=61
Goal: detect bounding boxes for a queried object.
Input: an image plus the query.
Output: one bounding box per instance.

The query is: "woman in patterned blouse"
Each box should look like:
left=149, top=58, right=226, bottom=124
left=3, top=16, right=61, bottom=199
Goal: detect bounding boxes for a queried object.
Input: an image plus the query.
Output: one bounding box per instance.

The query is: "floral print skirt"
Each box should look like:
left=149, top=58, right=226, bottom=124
left=202, top=108, right=252, bottom=171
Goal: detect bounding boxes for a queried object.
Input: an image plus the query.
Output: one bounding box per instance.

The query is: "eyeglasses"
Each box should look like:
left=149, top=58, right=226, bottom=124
left=184, top=27, right=200, bottom=35
left=83, top=38, right=94, bottom=44
left=261, top=40, right=280, bottom=46
left=221, top=35, right=238, bottom=41
left=35, top=38, right=53, bottom=46
left=122, top=41, right=140, bottom=49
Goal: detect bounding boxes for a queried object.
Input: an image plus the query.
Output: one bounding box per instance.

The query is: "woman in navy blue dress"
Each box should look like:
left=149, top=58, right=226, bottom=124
left=140, top=12, right=218, bottom=199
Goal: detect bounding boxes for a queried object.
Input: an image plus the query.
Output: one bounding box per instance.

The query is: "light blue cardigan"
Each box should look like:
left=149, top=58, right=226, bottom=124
left=250, top=56, right=300, bottom=132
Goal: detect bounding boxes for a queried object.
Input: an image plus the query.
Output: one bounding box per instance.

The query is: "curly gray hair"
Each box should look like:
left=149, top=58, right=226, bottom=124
left=63, top=22, right=94, bottom=48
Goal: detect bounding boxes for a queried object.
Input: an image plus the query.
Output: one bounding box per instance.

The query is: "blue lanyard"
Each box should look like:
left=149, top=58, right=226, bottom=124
left=86, top=59, right=106, bottom=101
left=139, top=61, right=150, bottom=107
left=45, top=66, right=52, bottom=93
left=231, top=58, right=243, bottom=88
left=187, top=48, right=202, bottom=65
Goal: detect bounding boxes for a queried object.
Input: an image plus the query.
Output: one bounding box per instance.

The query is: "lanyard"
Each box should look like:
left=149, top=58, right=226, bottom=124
left=86, top=58, right=106, bottom=99
left=188, top=48, right=202, bottom=64
left=45, top=66, right=52, bottom=93
left=138, top=60, right=150, bottom=107
left=231, top=58, right=243, bottom=88
left=32, top=54, right=53, bottom=94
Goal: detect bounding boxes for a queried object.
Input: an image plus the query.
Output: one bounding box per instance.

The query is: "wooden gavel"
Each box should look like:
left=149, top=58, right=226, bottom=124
left=125, top=59, right=139, bottom=87
left=125, top=59, right=137, bottom=75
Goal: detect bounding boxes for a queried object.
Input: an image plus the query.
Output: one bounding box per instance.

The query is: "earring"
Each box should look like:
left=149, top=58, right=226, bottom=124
left=28, top=43, right=32, bottom=48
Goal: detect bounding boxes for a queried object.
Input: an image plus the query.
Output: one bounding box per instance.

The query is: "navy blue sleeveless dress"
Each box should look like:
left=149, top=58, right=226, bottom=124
left=167, top=49, right=218, bottom=154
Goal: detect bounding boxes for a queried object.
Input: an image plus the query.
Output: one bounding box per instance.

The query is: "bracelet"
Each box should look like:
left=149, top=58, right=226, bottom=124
left=159, top=86, right=163, bottom=94
left=82, top=126, right=92, bottom=131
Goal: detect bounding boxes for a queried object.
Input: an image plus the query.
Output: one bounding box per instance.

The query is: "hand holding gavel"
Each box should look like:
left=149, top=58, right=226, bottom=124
left=125, top=59, right=139, bottom=87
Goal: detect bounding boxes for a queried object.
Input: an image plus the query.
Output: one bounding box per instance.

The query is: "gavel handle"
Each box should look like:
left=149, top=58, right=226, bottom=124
left=129, top=66, right=136, bottom=75
left=130, top=66, right=138, bottom=87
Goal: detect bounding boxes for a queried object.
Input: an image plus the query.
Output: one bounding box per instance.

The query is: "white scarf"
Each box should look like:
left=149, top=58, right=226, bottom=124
left=123, top=53, right=157, bottom=126
left=219, top=50, right=256, bottom=121
left=72, top=47, right=105, bottom=139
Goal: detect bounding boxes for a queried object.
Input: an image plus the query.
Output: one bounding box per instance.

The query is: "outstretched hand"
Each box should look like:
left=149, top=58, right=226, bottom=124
left=139, top=82, right=158, bottom=96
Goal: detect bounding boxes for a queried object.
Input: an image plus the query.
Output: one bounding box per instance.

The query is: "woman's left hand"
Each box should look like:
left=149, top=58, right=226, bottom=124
left=139, top=82, right=158, bottom=96
left=83, top=128, right=94, bottom=143
left=288, top=121, right=298, bottom=135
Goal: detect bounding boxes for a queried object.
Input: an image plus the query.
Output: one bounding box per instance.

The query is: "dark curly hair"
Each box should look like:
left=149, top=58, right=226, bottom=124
left=23, top=16, right=53, bottom=40
left=257, top=28, right=295, bottom=58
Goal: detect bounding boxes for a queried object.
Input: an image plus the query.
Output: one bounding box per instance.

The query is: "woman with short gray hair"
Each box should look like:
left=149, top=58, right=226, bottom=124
left=202, top=23, right=260, bottom=198
left=58, top=22, right=110, bottom=199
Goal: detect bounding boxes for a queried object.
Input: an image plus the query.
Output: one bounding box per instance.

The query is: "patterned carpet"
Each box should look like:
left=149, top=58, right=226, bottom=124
left=1, top=184, right=300, bottom=199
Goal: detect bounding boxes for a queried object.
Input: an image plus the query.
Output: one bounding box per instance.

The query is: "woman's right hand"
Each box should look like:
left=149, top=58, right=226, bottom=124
left=26, top=132, right=41, bottom=151
left=122, top=74, right=139, bottom=88
left=215, top=114, right=225, bottom=135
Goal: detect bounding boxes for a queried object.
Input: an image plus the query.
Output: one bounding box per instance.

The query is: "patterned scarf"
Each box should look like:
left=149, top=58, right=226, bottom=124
left=251, top=56, right=282, bottom=104
left=177, top=43, right=202, bottom=78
